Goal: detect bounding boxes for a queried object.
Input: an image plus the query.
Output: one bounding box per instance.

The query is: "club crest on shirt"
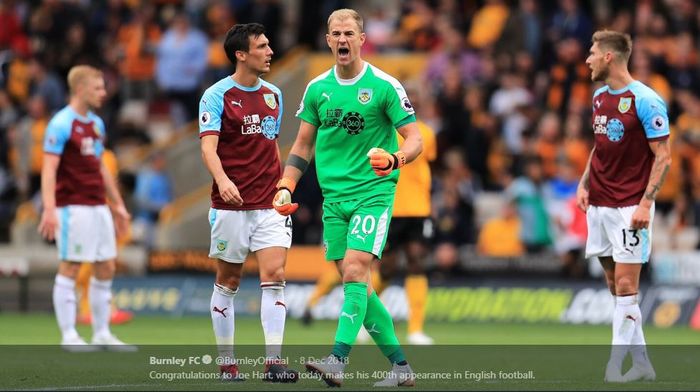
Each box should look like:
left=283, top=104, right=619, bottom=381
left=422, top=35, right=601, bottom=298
left=92, top=123, right=101, bottom=137
left=264, top=93, right=277, bottom=109
left=618, top=97, right=632, bottom=114
left=358, top=88, right=372, bottom=104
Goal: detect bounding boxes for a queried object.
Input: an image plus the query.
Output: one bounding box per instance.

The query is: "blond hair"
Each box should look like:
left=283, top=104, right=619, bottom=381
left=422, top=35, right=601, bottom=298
left=67, top=65, right=103, bottom=94
left=327, top=8, right=363, bottom=32
left=592, top=30, right=633, bottom=63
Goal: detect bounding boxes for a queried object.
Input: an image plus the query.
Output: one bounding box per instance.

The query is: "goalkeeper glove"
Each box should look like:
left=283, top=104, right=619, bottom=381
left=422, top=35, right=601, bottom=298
left=367, top=148, right=406, bottom=176
left=273, top=177, right=299, bottom=216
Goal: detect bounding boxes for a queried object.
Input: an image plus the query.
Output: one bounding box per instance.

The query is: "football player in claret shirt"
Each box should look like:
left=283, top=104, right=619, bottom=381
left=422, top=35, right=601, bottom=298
left=39, top=65, right=135, bottom=352
left=578, top=30, right=671, bottom=383
left=273, top=9, right=422, bottom=388
left=198, top=23, right=298, bottom=383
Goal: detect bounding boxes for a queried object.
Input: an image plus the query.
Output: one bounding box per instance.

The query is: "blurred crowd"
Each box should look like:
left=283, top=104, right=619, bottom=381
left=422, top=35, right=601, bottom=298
left=1, top=0, right=699, bottom=278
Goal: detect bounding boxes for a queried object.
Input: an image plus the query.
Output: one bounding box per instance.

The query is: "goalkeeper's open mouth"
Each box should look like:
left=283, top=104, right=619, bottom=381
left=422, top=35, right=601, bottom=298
left=337, top=47, right=350, bottom=60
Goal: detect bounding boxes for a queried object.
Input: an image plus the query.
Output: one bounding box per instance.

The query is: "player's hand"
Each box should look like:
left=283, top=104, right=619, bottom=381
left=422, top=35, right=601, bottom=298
left=217, top=178, right=243, bottom=206
left=367, top=148, right=406, bottom=176
left=630, top=205, right=651, bottom=230
left=38, top=207, right=58, bottom=241
left=273, top=177, right=298, bottom=216
left=111, top=203, right=132, bottom=239
left=576, top=185, right=589, bottom=213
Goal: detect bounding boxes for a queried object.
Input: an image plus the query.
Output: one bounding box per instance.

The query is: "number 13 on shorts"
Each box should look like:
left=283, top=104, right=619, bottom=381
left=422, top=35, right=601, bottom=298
left=619, top=227, right=650, bottom=263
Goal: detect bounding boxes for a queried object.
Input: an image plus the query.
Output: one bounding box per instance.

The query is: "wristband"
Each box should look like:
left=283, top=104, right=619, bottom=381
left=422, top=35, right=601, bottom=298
left=276, top=177, right=297, bottom=193
left=392, top=151, right=407, bottom=169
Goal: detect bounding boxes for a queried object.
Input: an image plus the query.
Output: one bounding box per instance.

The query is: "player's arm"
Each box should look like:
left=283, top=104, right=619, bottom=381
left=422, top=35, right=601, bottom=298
left=100, top=161, right=131, bottom=237
left=274, top=120, right=318, bottom=216
left=575, top=146, right=595, bottom=212
left=395, top=122, right=423, bottom=164
left=368, top=122, right=423, bottom=176
left=631, top=138, right=671, bottom=229
left=38, top=153, right=60, bottom=240
left=200, top=134, right=243, bottom=206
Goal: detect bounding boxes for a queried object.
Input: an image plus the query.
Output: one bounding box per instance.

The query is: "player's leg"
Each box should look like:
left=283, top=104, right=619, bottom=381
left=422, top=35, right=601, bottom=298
left=607, top=205, right=656, bottom=382
left=54, top=260, right=85, bottom=349
left=405, top=217, right=434, bottom=345
left=90, top=205, right=136, bottom=351
left=332, top=249, right=373, bottom=360
left=75, top=264, right=92, bottom=325
left=346, top=196, right=415, bottom=386
left=251, top=210, right=298, bottom=383
left=207, top=208, right=247, bottom=381
left=356, top=219, right=404, bottom=344
left=405, top=241, right=432, bottom=345
left=305, top=200, right=368, bottom=386
left=53, top=206, right=84, bottom=348
left=377, top=217, right=401, bottom=294
left=212, top=260, right=244, bottom=380
left=586, top=206, right=626, bottom=381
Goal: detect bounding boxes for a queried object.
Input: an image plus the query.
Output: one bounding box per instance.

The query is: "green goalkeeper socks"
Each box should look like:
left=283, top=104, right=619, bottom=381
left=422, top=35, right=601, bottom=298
left=364, top=291, right=406, bottom=364
left=331, top=282, right=368, bottom=359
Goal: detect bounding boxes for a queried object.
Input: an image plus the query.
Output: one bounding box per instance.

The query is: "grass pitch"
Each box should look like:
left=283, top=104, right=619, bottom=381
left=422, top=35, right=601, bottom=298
left=0, top=313, right=698, bottom=391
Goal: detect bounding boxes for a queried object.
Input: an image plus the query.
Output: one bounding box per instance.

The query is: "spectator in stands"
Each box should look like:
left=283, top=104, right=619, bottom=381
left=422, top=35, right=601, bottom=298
left=116, top=3, right=161, bottom=101
left=496, top=0, right=542, bottom=64
left=155, top=11, right=208, bottom=125
left=204, top=1, right=235, bottom=85
left=466, top=0, right=509, bottom=50
left=8, top=94, right=48, bottom=199
left=5, top=37, right=32, bottom=105
left=423, top=22, right=481, bottom=87
left=546, top=38, right=590, bottom=116
left=489, top=72, right=532, bottom=157
left=547, top=0, right=592, bottom=51
left=544, top=158, right=586, bottom=278
left=394, top=0, right=438, bottom=51
left=133, top=151, right=172, bottom=249
left=363, top=6, right=396, bottom=53
left=28, top=57, right=65, bottom=113
left=505, top=155, right=552, bottom=253
left=432, top=148, right=477, bottom=249
left=533, top=111, right=562, bottom=179
left=562, top=113, right=591, bottom=176
left=477, top=201, right=524, bottom=258
left=631, top=50, right=671, bottom=105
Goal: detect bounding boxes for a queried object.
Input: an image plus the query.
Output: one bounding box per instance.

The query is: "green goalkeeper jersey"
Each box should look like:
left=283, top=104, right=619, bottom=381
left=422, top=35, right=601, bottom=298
left=296, top=62, right=416, bottom=202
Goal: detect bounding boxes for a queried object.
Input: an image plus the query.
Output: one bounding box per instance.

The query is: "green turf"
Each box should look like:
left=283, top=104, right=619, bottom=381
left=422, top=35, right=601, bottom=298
left=0, top=313, right=698, bottom=391
left=0, top=312, right=698, bottom=345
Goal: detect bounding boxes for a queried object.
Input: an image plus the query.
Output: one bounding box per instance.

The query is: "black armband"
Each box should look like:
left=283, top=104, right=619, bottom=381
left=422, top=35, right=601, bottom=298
left=287, top=154, right=309, bottom=173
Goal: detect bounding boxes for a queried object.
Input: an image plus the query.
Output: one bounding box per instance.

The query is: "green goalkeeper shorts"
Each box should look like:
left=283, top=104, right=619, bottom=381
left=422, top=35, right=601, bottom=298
left=322, top=193, right=395, bottom=261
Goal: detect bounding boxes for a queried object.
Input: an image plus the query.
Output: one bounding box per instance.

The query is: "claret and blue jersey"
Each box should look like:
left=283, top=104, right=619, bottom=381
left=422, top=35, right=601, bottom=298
left=589, top=80, right=670, bottom=207
left=43, top=106, right=106, bottom=207
left=198, top=76, right=283, bottom=210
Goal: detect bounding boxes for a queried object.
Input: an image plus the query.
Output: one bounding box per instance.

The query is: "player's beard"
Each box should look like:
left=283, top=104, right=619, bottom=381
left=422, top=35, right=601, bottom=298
left=592, top=66, right=609, bottom=82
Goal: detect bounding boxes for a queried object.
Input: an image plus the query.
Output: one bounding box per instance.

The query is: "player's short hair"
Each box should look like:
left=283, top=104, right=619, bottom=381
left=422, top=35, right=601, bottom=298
left=592, top=30, right=633, bottom=64
left=327, top=8, right=363, bottom=32
left=67, top=65, right=102, bottom=94
left=223, top=23, right=266, bottom=66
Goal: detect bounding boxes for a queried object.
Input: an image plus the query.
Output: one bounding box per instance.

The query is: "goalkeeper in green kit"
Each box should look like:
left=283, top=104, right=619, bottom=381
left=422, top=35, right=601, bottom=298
left=273, top=8, right=423, bottom=388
